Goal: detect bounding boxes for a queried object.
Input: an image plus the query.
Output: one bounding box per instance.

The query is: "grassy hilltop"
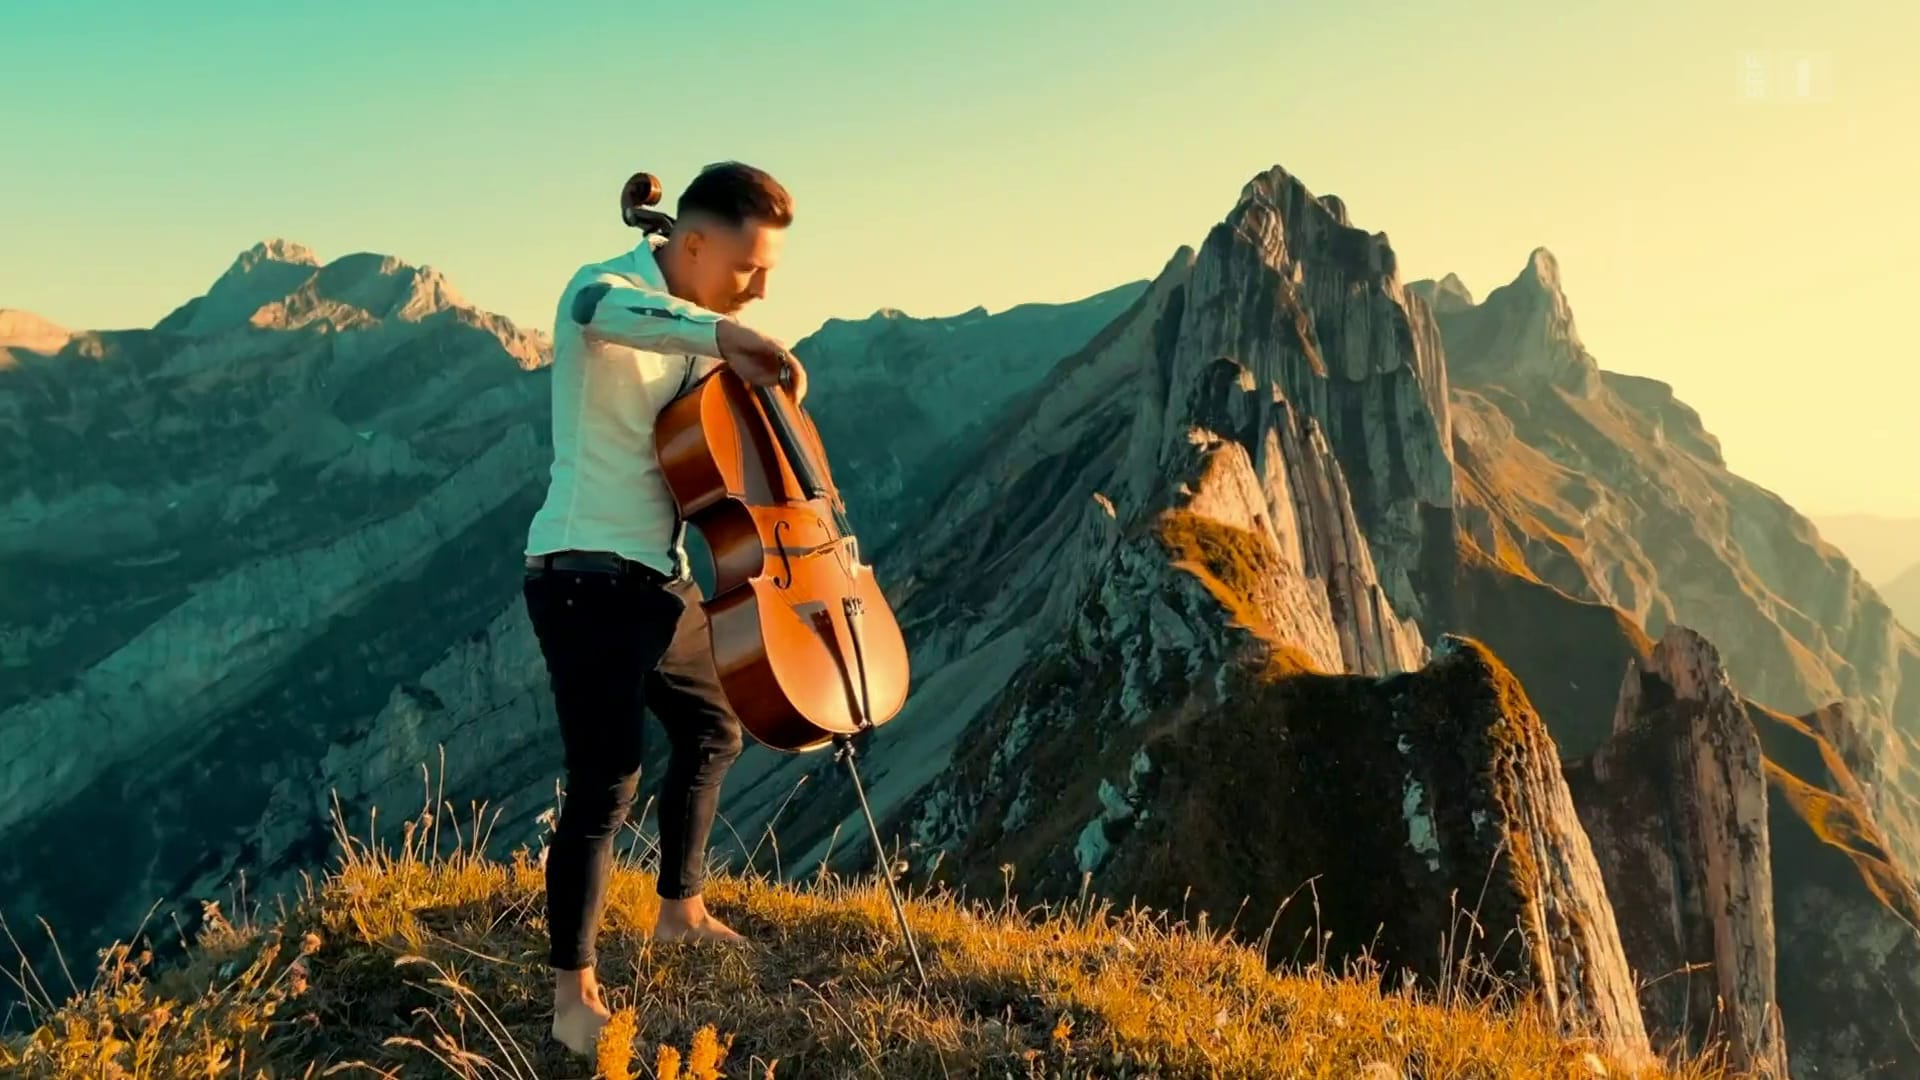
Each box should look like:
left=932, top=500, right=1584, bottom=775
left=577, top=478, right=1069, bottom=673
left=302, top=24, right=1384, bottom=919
left=2, top=803, right=1744, bottom=1079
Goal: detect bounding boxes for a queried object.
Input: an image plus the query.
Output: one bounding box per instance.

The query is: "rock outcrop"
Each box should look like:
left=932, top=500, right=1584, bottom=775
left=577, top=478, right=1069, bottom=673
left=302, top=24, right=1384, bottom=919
left=1564, top=627, right=1788, bottom=1076
left=1553, top=615, right=1920, bottom=1079
left=1128, top=167, right=1456, bottom=625
left=901, top=491, right=1652, bottom=1056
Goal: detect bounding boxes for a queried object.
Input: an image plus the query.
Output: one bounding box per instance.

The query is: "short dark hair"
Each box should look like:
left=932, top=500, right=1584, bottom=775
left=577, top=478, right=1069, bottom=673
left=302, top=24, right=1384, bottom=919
left=677, top=161, right=794, bottom=229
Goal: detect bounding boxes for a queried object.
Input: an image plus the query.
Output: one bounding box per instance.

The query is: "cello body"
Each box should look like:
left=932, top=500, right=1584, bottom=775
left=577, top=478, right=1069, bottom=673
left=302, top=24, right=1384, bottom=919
left=654, top=365, right=911, bottom=753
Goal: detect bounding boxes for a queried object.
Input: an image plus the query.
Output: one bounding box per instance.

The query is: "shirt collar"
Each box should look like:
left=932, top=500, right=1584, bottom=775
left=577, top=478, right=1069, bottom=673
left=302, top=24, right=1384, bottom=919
left=612, top=234, right=670, bottom=288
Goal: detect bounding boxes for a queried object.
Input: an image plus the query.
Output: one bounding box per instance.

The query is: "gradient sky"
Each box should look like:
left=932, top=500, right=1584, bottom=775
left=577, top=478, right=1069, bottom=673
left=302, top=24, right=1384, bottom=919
left=4, top=0, right=1915, bottom=515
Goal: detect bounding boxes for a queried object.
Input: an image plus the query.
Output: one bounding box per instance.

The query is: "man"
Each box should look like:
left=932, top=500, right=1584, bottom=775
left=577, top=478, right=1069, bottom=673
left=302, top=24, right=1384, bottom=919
left=520, top=161, right=804, bottom=1056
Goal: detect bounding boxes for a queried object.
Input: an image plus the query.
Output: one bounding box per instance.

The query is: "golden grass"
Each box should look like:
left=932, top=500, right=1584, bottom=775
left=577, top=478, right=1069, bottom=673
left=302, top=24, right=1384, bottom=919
left=1, top=801, right=1749, bottom=1079
left=1156, top=509, right=1322, bottom=675
left=1746, top=702, right=1920, bottom=928
left=3, top=839, right=1742, bottom=1079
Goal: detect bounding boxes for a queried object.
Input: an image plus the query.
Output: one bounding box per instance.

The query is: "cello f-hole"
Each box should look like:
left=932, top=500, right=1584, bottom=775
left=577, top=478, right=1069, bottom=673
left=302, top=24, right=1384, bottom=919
left=771, top=519, right=796, bottom=588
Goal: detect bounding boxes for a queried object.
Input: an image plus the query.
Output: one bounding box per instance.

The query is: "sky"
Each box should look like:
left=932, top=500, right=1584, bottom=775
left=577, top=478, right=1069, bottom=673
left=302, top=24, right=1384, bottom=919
left=3, top=0, right=1916, bottom=516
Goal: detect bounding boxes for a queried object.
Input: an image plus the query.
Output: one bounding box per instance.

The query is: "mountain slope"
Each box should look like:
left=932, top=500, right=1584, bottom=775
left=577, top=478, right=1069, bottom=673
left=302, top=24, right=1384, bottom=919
left=1747, top=698, right=1920, bottom=1080
left=0, top=240, right=555, bottom=987
left=1410, top=258, right=1920, bottom=866
left=794, top=283, right=1149, bottom=550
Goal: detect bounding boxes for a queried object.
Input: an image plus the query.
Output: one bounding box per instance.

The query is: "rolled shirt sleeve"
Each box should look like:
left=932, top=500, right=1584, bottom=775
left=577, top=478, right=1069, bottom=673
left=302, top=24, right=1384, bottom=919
left=569, top=277, right=725, bottom=358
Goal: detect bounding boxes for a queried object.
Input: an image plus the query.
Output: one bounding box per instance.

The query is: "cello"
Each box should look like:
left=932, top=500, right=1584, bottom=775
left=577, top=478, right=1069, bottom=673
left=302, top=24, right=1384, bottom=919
left=622, top=171, right=925, bottom=980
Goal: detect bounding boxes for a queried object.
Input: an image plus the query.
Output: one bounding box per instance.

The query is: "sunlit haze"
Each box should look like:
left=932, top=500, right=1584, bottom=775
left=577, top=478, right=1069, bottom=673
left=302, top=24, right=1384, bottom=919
left=4, top=0, right=1915, bottom=514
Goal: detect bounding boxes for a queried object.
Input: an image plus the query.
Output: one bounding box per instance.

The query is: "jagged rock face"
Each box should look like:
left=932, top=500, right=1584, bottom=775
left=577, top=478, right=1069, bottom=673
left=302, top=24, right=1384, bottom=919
left=1131, top=165, right=1456, bottom=624
left=1409, top=249, right=1600, bottom=397
left=793, top=283, right=1147, bottom=552
left=1564, top=627, right=1788, bottom=1077
left=1414, top=253, right=1920, bottom=870
left=0, top=241, right=554, bottom=975
left=1747, top=700, right=1920, bottom=1080
left=897, top=498, right=1650, bottom=1057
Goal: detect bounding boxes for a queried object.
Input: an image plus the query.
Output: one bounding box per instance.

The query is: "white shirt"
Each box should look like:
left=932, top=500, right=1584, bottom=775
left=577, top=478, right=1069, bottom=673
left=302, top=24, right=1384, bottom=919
left=524, top=235, right=727, bottom=577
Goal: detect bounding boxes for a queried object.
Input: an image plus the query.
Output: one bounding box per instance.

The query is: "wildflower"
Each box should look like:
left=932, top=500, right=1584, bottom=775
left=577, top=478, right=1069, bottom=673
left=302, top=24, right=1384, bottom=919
left=687, top=1025, right=730, bottom=1079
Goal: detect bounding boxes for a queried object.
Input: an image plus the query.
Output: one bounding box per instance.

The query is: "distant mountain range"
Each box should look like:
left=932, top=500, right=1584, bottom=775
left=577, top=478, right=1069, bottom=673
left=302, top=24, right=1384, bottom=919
left=6, top=167, right=1920, bottom=1076
left=1811, top=514, right=1920, bottom=635
left=1884, top=559, right=1920, bottom=631
left=1812, top=514, right=1920, bottom=585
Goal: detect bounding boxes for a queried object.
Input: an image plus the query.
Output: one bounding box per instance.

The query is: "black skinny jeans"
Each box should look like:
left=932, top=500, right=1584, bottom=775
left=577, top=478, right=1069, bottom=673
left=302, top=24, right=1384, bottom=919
left=522, top=565, right=744, bottom=971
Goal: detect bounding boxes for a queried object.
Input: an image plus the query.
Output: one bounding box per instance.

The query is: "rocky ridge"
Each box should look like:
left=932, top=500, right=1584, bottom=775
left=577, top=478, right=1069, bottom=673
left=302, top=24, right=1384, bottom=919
left=0, top=240, right=554, bottom=969
left=1413, top=257, right=1920, bottom=868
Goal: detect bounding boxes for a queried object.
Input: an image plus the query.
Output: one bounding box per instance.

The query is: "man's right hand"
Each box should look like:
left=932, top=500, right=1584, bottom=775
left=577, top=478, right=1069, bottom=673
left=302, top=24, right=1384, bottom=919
left=716, top=320, right=792, bottom=388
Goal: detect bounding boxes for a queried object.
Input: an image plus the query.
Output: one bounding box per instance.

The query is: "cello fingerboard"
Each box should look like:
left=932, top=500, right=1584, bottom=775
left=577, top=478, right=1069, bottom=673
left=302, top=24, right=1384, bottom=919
left=756, top=386, right=831, bottom=501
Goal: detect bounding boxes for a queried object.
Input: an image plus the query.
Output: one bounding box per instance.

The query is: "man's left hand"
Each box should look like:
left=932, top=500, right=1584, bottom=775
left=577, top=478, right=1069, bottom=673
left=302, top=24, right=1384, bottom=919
left=782, top=353, right=809, bottom=406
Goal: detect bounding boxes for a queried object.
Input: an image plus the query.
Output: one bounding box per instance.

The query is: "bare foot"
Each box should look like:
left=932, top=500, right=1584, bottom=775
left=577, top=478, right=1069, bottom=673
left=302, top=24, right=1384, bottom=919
left=551, top=967, right=613, bottom=1057
left=550, top=993, right=612, bottom=1057
left=652, top=895, right=747, bottom=944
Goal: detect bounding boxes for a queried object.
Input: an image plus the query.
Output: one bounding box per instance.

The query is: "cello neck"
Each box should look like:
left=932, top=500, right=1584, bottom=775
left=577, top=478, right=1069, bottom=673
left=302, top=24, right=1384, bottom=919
left=756, top=385, right=831, bottom=502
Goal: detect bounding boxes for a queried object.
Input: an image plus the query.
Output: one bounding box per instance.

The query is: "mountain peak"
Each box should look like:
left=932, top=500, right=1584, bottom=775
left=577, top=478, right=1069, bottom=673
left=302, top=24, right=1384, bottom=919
left=157, top=241, right=475, bottom=337
left=1408, top=273, right=1476, bottom=314
left=1432, top=247, right=1598, bottom=395
left=234, top=238, right=322, bottom=274
left=0, top=308, right=73, bottom=353
left=1519, top=247, right=1563, bottom=293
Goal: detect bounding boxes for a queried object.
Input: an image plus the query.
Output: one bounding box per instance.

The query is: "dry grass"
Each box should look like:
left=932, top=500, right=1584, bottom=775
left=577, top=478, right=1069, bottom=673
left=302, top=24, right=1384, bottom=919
left=1155, top=509, right=1323, bottom=675
left=3, top=795, right=1749, bottom=1080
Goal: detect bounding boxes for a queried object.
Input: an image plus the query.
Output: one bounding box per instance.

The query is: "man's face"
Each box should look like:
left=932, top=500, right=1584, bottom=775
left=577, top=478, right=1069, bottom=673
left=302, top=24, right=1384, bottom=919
left=686, top=217, right=785, bottom=315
